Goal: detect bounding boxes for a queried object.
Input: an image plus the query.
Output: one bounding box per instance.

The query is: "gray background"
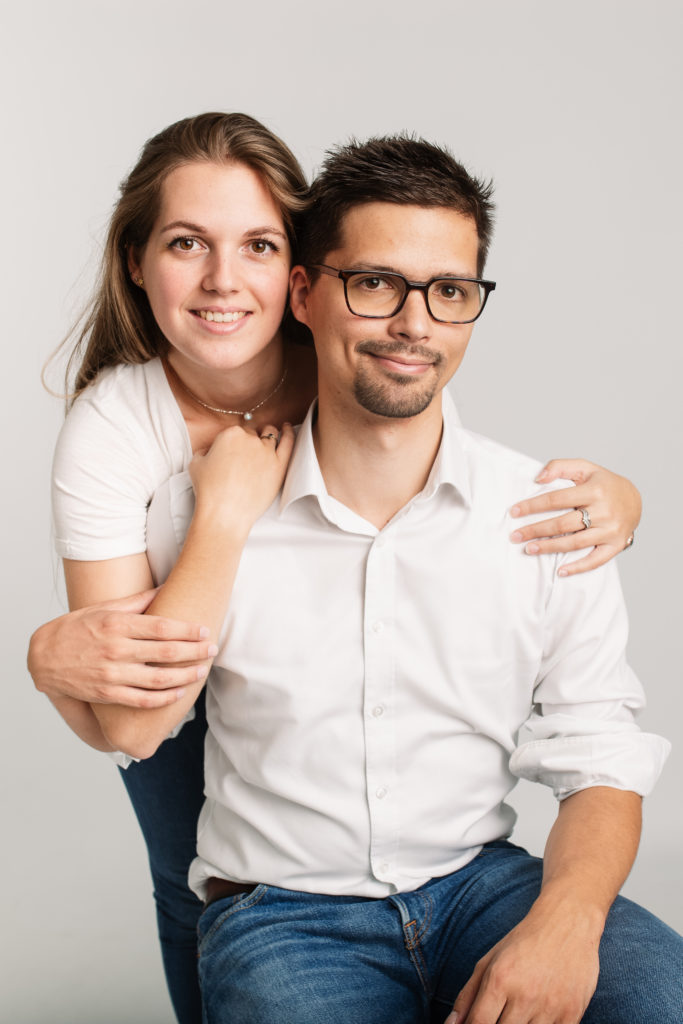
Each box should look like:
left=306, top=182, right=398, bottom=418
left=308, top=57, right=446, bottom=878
left=3, top=1, right=681, bottom=1020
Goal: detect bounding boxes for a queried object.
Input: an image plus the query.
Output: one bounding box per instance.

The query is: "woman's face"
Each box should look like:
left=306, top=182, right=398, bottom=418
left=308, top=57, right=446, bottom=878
left=130, top=160, right=292, bottom=376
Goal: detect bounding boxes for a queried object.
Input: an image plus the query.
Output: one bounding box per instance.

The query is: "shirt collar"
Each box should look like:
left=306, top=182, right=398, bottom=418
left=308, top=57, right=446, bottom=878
left=279, top=390, right=472, bottom=518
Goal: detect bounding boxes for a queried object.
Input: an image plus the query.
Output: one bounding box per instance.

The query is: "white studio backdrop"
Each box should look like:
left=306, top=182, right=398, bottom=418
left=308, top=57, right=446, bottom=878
left=2, top=2, right=681, bottom=1020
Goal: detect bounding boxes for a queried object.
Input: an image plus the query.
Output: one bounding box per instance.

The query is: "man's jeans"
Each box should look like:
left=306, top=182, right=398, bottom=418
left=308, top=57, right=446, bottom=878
left=198, top=840, right=683, bottom=1024
left=119, top=689, right=207, bottom=1024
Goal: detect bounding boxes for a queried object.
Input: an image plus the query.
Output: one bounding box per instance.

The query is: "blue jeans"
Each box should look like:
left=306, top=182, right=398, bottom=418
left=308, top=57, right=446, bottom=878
left=118, top=689, right=207, bottom=1024
left=197, top=840, right=683, bottom=1024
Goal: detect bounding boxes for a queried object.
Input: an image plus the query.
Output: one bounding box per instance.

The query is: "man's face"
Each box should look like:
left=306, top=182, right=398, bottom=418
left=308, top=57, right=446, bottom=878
left=290, top=202, right=480, bottom=421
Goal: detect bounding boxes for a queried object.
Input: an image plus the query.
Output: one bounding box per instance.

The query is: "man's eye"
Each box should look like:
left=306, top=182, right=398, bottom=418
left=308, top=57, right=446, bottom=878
left=434, top=281, right=467, bottom=301
left=358, top=275, right=393, bottom=291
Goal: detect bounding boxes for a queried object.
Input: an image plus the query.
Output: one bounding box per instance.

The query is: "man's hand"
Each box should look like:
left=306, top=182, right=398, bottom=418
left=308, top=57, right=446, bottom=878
left=28, top=589, right=216, bottom=708
left=446, top=788, right=641, bottom=1024
left=445, top=899, right=601, bottom=1024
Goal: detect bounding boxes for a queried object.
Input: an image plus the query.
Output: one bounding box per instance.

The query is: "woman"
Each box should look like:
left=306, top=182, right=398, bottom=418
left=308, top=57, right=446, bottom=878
left=27, top=112, right=641, bottom=1024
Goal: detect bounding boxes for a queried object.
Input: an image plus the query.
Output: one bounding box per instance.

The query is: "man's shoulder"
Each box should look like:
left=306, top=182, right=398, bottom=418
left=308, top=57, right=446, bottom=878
left=454, top=427, right=573, bottom=506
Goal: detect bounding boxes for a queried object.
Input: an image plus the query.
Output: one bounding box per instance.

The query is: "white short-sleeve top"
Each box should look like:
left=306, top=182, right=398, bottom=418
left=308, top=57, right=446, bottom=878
left=52, top=358, right=192, bottom=564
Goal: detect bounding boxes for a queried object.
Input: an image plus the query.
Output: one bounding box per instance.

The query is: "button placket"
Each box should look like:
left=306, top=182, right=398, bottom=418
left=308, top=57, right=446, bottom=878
left=363, top=531, right=399, bottom=883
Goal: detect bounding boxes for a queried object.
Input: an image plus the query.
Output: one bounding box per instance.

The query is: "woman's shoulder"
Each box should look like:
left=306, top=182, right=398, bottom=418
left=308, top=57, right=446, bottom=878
left=73, top=358, right=166, bottom=415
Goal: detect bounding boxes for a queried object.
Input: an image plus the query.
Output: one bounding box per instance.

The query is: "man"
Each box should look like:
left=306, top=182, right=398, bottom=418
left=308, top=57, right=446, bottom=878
left=102, top=136, right=681, bottom=1023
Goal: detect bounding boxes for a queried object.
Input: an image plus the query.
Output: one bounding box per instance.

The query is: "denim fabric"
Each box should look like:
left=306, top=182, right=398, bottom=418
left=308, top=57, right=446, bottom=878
left=118, top=688, right=207, bottom=1024
left=197, top=840, right=683, bottom=1024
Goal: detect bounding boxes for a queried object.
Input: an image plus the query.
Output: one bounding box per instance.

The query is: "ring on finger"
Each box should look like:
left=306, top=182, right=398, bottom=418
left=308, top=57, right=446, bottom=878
left=261, top=432, right=278, bottom=442
left=578, top=507, right=592, bottom=530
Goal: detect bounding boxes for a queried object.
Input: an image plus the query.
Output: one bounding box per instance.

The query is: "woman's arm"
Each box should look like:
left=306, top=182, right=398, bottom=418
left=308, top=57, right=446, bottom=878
left=509, top=459, right=640, bottom=576
left=88, top=422, right=295, bottom=760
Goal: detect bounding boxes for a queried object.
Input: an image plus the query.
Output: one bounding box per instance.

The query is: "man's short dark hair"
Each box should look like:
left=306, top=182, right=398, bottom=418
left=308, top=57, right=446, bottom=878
left=300, top=134, right=495, bottom=276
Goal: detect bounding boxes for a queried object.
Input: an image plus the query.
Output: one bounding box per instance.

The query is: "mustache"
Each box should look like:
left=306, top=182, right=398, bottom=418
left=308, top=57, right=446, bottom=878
left=355, top=340, right=443, bottom=366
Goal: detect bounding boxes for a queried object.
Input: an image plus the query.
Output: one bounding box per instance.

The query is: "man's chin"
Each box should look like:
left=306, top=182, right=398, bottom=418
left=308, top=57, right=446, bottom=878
left=353, top=377, right=437, bottom=419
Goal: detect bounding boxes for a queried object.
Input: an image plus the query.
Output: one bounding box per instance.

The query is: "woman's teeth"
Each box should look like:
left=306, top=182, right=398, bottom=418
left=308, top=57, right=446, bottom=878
left=198, top=310, right=247, bottom=323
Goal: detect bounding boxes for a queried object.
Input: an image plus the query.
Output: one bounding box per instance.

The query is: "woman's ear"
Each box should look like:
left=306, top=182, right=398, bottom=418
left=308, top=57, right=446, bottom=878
left=289, top=265, right=313, bottom=327
left=127, top=246, right=144, bottom=287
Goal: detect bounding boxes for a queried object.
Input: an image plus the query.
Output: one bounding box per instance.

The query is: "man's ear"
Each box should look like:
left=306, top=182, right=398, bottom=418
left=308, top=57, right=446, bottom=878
left=289, top=265, right=313, bottom=327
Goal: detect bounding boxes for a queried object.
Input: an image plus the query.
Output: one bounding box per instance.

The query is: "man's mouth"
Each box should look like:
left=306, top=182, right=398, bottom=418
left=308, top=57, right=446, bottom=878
left=357, top=342, right=441, bottom=374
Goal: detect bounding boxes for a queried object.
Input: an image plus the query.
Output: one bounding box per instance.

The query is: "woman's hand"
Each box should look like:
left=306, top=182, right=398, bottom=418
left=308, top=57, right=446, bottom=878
left=509, top=459, right=641, bottom=577
left=28, top=589, right=216, bottom=708
left=189, top=421, right=295, bottom=534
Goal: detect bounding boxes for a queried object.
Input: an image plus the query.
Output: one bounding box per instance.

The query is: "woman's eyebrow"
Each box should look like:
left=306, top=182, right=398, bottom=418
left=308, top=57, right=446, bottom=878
left=158, top=221, right=288, bottom=240
left=243, top=225, right=288, bottom=240
left=159, top=220, right=206, bottom=234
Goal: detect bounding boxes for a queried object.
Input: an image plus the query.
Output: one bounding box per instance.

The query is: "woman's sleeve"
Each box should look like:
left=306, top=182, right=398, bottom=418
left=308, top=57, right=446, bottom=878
left=52, top=393, right=154, bottom=561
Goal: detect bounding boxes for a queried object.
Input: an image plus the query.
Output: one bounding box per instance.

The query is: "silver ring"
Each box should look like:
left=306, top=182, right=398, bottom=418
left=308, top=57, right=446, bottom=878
left=579, top=507, right=592, bottom=530
left=260, top=433, right=277, bottom=442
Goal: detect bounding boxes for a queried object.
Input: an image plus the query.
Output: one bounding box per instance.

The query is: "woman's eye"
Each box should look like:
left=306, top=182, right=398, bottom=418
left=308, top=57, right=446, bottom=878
left=170, top=236, right=200, bottom=252
left=248, top=239, right=277, bottom=255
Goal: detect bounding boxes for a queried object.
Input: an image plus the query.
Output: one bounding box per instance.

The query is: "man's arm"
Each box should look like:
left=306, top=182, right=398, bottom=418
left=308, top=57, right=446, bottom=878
left=447, top=786, right=642, bottom=1024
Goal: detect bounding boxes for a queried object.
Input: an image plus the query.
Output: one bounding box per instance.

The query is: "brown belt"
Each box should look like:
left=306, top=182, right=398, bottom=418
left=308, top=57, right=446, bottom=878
left=204, top=876, right=258, bottom=908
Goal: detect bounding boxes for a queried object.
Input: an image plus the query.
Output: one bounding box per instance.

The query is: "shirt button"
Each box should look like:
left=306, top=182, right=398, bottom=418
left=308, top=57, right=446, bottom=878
left=376, top=786, right=388, bottom=800
left=372, top=621, right=384, bottom=633
left=372, top=705, right=384, bottom=718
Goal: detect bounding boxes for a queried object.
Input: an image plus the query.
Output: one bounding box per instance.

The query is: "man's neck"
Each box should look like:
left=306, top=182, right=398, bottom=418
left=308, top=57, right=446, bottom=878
left=313, top=393, right=444, bottom=530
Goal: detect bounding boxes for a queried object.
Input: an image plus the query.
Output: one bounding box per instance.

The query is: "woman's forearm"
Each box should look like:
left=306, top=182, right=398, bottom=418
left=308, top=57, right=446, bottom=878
left=91, top=509, right=250, bottom=758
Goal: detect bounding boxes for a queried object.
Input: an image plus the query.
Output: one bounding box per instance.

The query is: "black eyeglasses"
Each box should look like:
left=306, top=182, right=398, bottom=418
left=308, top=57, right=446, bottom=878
left=308, top=265, right=496, bottom=324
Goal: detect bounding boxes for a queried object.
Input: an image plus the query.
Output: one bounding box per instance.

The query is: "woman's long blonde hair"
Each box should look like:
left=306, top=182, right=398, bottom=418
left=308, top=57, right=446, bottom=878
left=62, top=112, right=309, bottom=403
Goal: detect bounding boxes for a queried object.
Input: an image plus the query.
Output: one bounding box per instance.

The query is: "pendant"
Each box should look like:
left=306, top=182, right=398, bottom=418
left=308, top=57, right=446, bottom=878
left=243, top=412, right=253, bottom=421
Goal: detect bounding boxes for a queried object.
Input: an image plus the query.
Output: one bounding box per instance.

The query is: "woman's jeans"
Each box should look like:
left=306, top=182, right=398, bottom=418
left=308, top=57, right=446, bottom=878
left=197, top=840, right=683, bottom=1024
left=118, top=689, right=207, bottom=1024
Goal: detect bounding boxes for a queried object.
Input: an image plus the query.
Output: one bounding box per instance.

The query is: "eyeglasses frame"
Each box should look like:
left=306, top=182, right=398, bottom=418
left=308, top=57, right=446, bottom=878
left=308, top=264, right=496, bottom=325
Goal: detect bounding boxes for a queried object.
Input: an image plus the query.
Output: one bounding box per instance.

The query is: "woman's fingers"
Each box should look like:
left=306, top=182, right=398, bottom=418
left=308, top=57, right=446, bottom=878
left=510, top=508, right=586, bottom=544
left=535, top=457, right=597, bottom=485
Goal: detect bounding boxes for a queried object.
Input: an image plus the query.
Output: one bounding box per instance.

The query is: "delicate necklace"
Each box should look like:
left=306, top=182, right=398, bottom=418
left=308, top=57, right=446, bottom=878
left=166, top=359, right=288, bottom=422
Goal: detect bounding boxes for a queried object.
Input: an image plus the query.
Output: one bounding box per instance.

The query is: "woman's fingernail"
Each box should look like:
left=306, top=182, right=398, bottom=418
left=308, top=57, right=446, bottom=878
left=525, top=542, right=540, bottom=554
left=510, top=505, right=521, bottom=517
left=445, top=1013, right=459, bottom=1024
left=536, top=469, right=549, bottom=481
left=558, top=567, right=568, bottom=577
left=208, top=644, right=219, bottom=657
left=199, top=626, right=210, bottom=639
left=510, top=530, right=523, bottom=542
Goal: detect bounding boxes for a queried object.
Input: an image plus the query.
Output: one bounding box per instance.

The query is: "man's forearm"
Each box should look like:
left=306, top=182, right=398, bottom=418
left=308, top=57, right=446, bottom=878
left=538, top=785, right=642, bottom=924
left=449, top=786, right=642, bottom=1024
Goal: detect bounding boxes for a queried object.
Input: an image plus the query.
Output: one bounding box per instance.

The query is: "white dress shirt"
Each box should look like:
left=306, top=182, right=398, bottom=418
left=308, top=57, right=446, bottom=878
left=146, top=394, right=669, bottom=901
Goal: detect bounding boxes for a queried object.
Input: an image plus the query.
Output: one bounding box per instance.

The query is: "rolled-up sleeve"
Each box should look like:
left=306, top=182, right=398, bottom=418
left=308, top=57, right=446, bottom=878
left=510, top=558, right=670, bottom=799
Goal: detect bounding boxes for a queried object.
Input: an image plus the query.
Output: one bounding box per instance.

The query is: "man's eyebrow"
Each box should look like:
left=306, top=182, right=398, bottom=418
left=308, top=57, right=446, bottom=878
left=347, top=263, right=475, bottom=278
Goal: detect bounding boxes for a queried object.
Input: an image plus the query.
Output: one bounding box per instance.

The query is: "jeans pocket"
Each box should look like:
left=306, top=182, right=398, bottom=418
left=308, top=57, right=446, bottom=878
left=198, top=884, right=270, bottom=954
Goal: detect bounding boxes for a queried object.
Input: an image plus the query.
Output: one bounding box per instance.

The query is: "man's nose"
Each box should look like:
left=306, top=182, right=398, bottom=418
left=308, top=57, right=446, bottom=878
left=388, top=287, right=433, bottom=342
